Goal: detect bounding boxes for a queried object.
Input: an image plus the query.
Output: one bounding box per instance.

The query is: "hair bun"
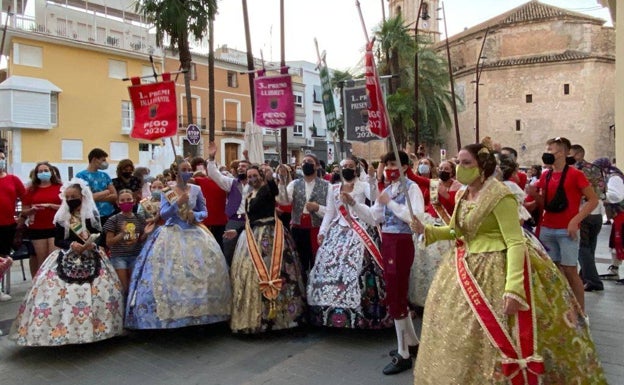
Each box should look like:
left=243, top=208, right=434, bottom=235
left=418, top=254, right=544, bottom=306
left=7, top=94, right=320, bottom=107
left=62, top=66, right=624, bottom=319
left=480, top=136, right=494, bottom=152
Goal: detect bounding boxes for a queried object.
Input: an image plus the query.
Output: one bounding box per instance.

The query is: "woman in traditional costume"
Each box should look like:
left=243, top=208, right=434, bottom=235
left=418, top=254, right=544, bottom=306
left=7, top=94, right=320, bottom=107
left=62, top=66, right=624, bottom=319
left=125, top=161, right=231, bottom=329
left=411, top=142, right=606, bottom=385
left=307, top=157, right=390, bottom=329
left=409, top=160, right=462, bottom=307
left=230, top=165, right=306, bottom=334
left=10, top=178, right=124, bottom=346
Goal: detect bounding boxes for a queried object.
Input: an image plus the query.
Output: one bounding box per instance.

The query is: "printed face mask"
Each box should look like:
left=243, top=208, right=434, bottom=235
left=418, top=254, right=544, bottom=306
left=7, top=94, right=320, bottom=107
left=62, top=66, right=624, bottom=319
left=384, top=168, right=401, bottom=182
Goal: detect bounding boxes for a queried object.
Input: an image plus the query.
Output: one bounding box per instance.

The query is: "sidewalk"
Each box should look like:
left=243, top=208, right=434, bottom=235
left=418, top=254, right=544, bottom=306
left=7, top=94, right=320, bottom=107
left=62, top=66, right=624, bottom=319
left=0, top=227, right=622, bottom=385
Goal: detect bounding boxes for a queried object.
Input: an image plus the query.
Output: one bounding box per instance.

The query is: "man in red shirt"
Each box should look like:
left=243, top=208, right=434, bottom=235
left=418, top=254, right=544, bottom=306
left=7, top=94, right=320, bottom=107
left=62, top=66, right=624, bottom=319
left=190, top=157, right=227, bottom=251
left=528, top=137, right=597, bottom=311
left=0, top=150, right=26, bottom=301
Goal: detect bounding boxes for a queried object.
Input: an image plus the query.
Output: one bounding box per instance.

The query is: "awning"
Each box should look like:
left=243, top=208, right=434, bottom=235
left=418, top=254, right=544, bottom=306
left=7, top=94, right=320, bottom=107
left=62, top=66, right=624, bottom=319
left=0, top=75, right=62, bottom=93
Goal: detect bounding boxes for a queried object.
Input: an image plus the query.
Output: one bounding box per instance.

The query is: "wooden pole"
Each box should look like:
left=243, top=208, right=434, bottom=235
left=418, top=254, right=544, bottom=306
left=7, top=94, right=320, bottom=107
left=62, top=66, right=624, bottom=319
left=474, top=27, right=489, bottom=144
left=413, top=0, right=424, bottom=152
left=279, top=0, right=288, bottom=164
left=441, top=2, right=461, bottom=151
left=242, top=0, right=255, bottom=112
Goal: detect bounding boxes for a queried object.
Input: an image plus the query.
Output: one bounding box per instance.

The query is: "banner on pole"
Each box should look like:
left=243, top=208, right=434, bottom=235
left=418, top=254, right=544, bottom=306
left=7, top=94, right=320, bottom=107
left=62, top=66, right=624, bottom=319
left=364, top=42, right=390, bottom=139
left=127, top=75, right=178, bottom=141
left=254, top=74, right=295, bottom=129
left=344, top=85, right=385, bottom=143
left=318, top=64, right=338, bottom=133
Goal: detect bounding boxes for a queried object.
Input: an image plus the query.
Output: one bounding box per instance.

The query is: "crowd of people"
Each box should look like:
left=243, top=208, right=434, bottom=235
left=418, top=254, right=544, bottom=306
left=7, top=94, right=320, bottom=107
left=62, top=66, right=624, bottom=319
left=0, top=135, right=620, bottom=384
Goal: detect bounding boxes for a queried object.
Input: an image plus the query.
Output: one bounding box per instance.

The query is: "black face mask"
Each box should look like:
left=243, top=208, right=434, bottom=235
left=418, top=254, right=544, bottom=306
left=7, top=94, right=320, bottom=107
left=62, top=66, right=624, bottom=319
left=237, top=173, right=247, bottom=181
left=302, top=162, right=316, bottom=176
left=541, top=153, right=555, bottom=165
left=122, top=171, right=133, bottom=179
left=67, top=198, right=81, bottom=212
left=566, top=156, right=576, bottom=166
left=439, top=171, right=451, bottom=182
left=341, top=168, right=356, bottom=181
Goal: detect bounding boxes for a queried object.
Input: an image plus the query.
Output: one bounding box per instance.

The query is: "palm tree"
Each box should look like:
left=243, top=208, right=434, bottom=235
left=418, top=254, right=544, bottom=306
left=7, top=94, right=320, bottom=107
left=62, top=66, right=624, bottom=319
left=374, top=15, right=456, bottom=150
left=136, top=0, right=218, bottom=157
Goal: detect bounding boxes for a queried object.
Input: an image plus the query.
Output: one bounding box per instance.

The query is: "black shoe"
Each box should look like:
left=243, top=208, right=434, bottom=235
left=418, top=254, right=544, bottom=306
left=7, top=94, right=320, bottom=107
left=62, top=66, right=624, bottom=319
left=382, top=354, right=413, bottom=375
left=389, top=344, right=419, bottom=358
left=584, top=283, right=604, bottom=292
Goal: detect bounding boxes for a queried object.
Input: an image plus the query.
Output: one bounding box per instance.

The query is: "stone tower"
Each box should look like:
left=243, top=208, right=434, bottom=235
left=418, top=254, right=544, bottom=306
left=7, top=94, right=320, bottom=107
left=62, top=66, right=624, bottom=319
left=387, top=0, right=441, bottom=42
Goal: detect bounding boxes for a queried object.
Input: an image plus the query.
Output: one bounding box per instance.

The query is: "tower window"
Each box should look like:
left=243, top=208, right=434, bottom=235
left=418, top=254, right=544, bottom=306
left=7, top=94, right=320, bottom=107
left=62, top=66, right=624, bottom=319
left=525, top=94, right=532, bottom=103
left=515, top=120, right=521, bottom=131
left=564, top=84, right=570, bottom=95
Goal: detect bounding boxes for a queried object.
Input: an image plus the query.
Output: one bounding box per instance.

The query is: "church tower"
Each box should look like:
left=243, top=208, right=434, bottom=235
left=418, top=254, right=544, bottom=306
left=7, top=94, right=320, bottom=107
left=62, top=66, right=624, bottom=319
left=388, top=0, right=441, bottom=42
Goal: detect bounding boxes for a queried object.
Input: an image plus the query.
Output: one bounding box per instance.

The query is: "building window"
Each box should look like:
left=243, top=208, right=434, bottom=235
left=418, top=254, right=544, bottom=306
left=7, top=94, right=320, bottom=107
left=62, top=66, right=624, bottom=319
left=294, top=92, right=304, bottom=107
left=142, top=65, right=156, bottom=83
left=563, top=84, right=570, bottom=95
left=313, top=85, right=323, bottom=104
left=109, top=142, right=129, bottom=161
left=109, top=59, right=127, bottom=79
left=227, top=71, right=238, bottom=88
left=138, top=143, right=150, bottom=151
left=121, top=101, right=134, bottom=130
left=293, top=122, right=304, bottom=137
left=515, top=119, right=521, bottom=132
left=190, top=63, right=197, bottom=81
left=61, top=139, right=83, bottom=160
left=50, top=92, right=59, bottom=126
left=13, top=43, right=42, bottom=68
left=525, top=94, right=532, bottom=103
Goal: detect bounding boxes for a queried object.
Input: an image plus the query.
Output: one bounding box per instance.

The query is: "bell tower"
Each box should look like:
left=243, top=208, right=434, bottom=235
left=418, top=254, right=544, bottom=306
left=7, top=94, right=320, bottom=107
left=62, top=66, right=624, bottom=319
left=387, top=0, right=441, bottom=42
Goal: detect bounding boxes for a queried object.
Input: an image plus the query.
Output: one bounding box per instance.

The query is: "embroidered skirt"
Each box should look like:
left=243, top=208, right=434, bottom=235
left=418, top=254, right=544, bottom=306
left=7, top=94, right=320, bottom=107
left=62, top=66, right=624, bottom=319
left=10, top=249, right=124, bottom=346
left=308, top=222, right=391, bottom=329
left=125, top=224, right=231, bottom=329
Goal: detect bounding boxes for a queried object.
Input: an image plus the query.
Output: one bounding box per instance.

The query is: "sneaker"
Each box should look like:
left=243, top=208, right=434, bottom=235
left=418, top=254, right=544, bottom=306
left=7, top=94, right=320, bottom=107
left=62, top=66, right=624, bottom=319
left=0, top=292, right=12, bottom=302
left=600, top=265, right=619, bottom=280
left=383, top=354, right=413, bottom=375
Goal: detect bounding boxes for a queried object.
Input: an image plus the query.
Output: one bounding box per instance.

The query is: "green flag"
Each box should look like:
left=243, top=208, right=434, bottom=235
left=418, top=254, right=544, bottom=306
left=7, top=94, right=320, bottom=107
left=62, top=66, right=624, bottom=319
left=319, top=64, right=337, bottom=133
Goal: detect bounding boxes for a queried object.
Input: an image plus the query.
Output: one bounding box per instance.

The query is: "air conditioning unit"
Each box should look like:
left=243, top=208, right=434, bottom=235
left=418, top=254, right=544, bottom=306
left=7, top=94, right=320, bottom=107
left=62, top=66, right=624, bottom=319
left=305, top=138, right=315, bottom=147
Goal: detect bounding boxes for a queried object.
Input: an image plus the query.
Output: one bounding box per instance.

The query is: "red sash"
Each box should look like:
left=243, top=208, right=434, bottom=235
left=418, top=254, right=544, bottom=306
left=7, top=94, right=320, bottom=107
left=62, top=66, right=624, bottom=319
left=245, top=215, right=284, bottom=319
left=338, top=204, right=384, bottom=271
left=455, top=240, right=544, bottom=385
left=613, top=212, right=624, bottom=260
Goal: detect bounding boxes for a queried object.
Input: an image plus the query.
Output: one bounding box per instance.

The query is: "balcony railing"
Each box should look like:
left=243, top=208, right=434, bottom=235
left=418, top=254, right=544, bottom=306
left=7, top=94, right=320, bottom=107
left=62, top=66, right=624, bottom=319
left=4, top=13, right=162, bottom=56
left=178, top=116, right=207, bottom=130
left=222, top=120, right=246, bottom=133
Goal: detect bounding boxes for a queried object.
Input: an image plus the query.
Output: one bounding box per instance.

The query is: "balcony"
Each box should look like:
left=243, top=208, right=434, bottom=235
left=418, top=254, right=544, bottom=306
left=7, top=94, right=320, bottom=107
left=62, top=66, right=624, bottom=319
left=178, top=116, right=206, bottom=130
left=221, top=120, right=246, bottom=134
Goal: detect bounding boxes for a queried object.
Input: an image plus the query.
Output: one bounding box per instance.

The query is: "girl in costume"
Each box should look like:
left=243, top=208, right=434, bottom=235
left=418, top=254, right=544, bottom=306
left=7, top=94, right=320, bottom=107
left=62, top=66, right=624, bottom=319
left=230, top=165, right=306, bottom=334
left=125, top=161, right=231, bottom=329
left=411, top=143, right=606, bottom=385
left=308, top=157, right=391, bottom=329
left=11, top=178, right=124, bottom=346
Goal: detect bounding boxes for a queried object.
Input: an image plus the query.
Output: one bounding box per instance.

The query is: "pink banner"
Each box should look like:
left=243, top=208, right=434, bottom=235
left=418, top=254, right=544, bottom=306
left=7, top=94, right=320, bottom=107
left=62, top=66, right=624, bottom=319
left=254, top=74, right=294, bottom=128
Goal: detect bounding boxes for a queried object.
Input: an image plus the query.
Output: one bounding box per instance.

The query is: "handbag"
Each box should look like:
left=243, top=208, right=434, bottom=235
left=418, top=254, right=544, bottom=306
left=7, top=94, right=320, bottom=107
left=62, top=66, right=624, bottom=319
left=56, top=249, right=101, bottom=284
left=543, top=165, right=569, bottom=213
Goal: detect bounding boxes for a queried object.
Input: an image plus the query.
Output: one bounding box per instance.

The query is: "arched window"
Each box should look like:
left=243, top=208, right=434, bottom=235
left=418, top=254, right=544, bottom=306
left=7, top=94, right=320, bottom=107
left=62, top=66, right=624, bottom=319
left=421, top=2, right=430, bottom=20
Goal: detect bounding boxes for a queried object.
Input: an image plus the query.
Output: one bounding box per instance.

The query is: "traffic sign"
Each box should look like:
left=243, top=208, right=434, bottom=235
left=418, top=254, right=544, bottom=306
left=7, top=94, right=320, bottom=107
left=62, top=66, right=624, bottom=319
left=186, top=124, right=201, bottom=145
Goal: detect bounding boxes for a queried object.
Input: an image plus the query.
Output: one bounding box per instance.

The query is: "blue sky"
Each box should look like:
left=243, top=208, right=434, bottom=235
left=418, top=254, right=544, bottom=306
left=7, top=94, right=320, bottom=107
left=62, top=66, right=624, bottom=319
left=212, top=0, right=611, bottom=70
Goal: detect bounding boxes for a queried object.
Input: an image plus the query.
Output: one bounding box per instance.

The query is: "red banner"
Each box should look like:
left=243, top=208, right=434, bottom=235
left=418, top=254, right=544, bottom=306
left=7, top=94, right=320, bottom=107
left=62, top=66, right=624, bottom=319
left=364, top=41, right=390, bottom=139
left=254, top=74, right=295, bottom=129
left=127, top=74, right=177, bottom=140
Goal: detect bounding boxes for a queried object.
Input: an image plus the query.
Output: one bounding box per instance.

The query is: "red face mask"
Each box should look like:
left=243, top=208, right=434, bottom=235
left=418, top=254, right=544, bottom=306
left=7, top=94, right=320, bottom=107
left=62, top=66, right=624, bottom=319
left=384, top=168, right=401, bottom=182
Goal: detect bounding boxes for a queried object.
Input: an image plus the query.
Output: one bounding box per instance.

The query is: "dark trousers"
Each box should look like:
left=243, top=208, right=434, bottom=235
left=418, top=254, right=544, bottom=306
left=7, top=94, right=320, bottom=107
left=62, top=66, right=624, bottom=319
left=578, top=214, right=603, bottom=289
left=290, top=226, right=317, bottom=283
left=207, top=225, right=225, bottom=252
left=381, top=233, right=415, bottom=319
left=222, top=219, right=245, bottom=267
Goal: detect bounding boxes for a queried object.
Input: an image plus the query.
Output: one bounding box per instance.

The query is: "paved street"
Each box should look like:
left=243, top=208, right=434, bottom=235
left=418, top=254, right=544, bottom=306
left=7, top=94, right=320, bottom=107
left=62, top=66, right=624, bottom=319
left=1, top=226, right=623, bottom=385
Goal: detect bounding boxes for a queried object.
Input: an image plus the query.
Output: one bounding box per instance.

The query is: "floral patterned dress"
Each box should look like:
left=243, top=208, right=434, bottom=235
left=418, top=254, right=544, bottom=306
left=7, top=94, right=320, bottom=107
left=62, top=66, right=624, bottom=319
left=308, top=182, right=391, bottom=329
left=10, top=219, right=124, bottom=346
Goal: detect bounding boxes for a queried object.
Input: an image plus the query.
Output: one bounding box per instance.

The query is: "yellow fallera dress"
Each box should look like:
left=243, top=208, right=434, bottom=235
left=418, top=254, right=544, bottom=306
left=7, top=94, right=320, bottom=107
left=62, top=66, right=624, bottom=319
left=413, top=177, right=606, bottom=385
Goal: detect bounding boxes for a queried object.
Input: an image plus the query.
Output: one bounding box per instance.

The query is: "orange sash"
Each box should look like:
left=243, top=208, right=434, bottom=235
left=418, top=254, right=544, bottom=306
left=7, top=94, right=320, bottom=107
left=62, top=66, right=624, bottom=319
left=338, top=204, right=384, bottom=271
left=455, top=240, right=544, bottom=385
left=245, top=215, right=284, bottom=318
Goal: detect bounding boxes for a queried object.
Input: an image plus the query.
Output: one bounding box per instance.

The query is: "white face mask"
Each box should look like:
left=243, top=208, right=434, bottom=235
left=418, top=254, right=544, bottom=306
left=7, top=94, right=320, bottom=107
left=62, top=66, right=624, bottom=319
left=0, top=159, right=5, bottom=170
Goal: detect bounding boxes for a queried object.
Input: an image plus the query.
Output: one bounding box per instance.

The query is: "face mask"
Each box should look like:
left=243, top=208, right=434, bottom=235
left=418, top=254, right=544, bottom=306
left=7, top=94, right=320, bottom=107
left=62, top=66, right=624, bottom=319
left=302, top=162, right=316, bottom=176
left=122, top=171, right=133, bottom=179
left=0, top=159, right=5, bottom=170
left=119, top=202, right=134, bottom=213
left=541, top=153, right=555, bottom=165
left=180, top=171, right=193, bottom=183
left=98, top=161, right=109, bottom=170
left=248, top=176, right=261, bottom=187
left=295, top=169, right=303, bottom=177
left=384, top=168, right=401, bottom=182
left=151, top=190, right=162, bottom=200
left=67, top=198, right=82, bottom=212
left=439, top=171, right=451, bottom=182
left=237, top=172, right=247, bottom=181
left=566, top=156, right=576, bottom=166
left=417, top=164, right=430, bottom=175
left=37, top=171, right=52, bottom=181
left=341, top=168, right=356, bottom=181
left=456, top=165, right=481, bottom=185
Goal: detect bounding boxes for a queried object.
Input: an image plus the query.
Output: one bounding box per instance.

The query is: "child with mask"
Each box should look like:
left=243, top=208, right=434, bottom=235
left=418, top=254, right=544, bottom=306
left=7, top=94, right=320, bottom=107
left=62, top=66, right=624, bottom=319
left=104, top=189, right=149, bottom=294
